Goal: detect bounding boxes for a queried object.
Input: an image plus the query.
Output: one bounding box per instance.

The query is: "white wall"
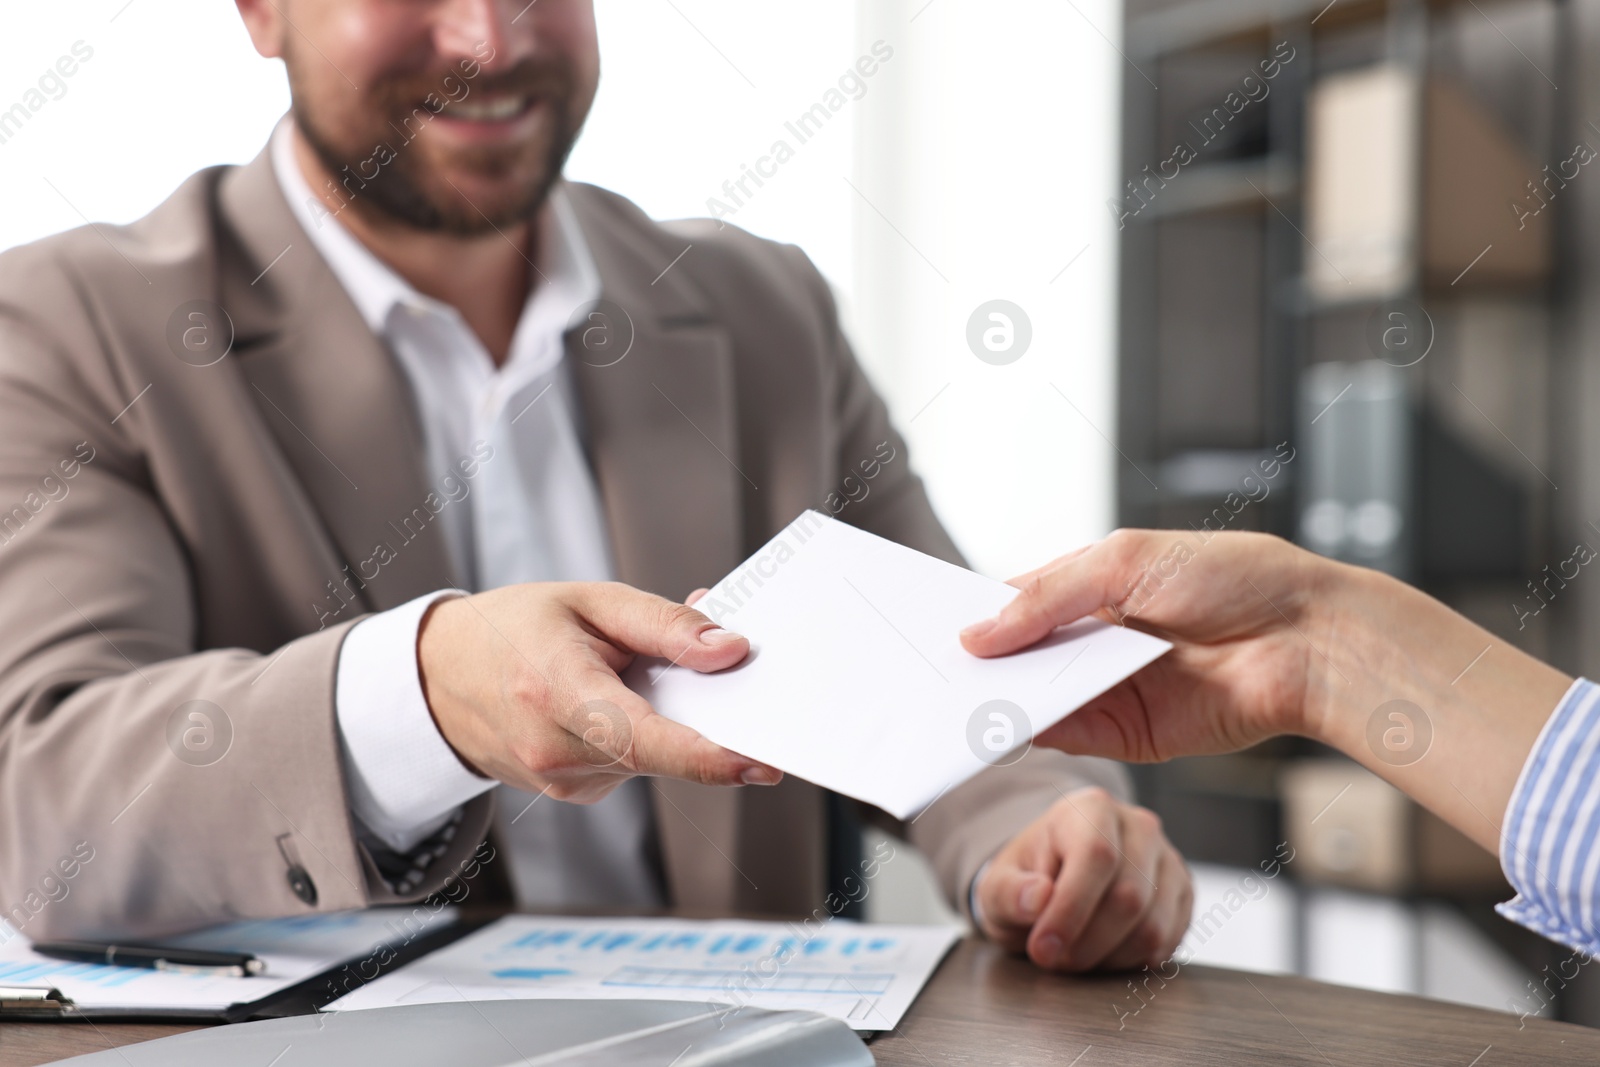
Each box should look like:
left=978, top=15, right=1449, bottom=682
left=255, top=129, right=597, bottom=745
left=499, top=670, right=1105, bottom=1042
left=848, top=0, right=1123, bottom=578
left=568, top=1, right=862, bottom=300
left=1, top=0, right=1123, bottom=579
left=0, top=1, right=288, bottom=251
left=576, top=0, right=1124, bottom=578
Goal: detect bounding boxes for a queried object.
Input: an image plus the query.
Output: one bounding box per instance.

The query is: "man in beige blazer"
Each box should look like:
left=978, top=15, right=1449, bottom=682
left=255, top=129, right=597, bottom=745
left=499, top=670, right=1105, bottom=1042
left=0, top=0, right=1192, bottom=974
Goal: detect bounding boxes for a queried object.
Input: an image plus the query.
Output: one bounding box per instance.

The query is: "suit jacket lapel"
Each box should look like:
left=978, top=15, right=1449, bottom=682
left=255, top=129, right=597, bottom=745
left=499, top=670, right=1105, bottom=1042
left=565, top=188, right=766, bottom=911
left=563, top=190, right=745, bottom=599
left=216, top=150, right=458, bottom=616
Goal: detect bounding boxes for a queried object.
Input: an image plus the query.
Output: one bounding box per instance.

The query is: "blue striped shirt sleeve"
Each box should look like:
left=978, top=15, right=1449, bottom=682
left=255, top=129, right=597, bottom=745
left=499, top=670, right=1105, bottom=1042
left=1497, top=677, right=1600, bottom=955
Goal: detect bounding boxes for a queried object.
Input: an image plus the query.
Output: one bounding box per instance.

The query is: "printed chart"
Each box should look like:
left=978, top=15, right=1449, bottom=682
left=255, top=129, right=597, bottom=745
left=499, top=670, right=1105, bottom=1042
left=325, top=915, right=961, bottom=1031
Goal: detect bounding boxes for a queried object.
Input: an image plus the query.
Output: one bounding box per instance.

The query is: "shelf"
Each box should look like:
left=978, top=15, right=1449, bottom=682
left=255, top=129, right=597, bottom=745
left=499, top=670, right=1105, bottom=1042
left=1130, top=155, right=1298, bottom=222
left=1128, top=0, right=1327, bottom=59
left=1118, top=448, right=1296, bottom=508
left=1127, top=0, right=1475, bottom=58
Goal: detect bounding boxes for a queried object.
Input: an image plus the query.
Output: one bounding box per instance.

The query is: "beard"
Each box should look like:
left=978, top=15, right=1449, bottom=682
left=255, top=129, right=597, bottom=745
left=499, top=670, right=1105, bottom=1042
left=288, top=55, right=584, bottom=236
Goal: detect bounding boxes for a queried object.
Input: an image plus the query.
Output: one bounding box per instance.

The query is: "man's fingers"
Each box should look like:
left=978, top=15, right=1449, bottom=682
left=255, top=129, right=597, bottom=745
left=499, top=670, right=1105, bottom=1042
left=578, top=582, right=748, bottom=673
left=545, top=672, right=781, bottom=788
left=975, top=863, right=1053, bottom=941
left=537, top=686, right=785, bottom=792
left=630, top=709, right=782, bottom=786
left=961, top=535, right=1139, bottom=658
left=1101, top=848, right=1193, bottom=972
left=1052, top=806, right=1165, bottom=970
left=1024, top=792, right=1123, bottom=969
left=686, top=587, right=711, bottom=607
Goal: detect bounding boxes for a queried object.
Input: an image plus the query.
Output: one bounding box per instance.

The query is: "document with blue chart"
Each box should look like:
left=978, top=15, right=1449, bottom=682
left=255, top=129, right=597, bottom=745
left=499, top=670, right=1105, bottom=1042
left=322, top=915, right=961, bottom=1031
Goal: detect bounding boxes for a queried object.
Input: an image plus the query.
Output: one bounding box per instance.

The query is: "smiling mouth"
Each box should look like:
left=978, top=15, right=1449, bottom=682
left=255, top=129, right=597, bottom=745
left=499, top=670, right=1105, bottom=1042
left=443, top=93, right=539, bottom=123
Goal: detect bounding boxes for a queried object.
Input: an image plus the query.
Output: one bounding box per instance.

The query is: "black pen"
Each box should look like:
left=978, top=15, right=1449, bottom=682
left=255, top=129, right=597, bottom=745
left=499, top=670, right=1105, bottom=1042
left=32, top=940, right=266, bottom=977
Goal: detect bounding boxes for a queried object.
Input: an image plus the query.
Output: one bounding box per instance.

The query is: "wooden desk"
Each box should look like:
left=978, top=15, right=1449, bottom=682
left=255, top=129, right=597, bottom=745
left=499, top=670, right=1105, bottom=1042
left=4, top=937, right=1597, bottom=1066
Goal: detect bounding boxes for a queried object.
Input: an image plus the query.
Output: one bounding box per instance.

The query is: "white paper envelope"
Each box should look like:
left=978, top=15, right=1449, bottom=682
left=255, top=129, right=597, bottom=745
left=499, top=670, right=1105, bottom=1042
left=624, top=511, right=1170, bottom=819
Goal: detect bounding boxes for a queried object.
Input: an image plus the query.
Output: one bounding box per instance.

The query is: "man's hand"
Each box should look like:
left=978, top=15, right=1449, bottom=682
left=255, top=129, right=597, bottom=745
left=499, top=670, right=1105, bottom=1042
left=417, top=581, right=780, bottom=802
left=973, top=787, right=1192, bottom=972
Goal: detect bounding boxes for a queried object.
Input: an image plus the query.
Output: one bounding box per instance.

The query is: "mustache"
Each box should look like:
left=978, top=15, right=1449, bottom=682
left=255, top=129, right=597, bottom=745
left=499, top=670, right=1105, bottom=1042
left=368, top=57, right=573, bottom=112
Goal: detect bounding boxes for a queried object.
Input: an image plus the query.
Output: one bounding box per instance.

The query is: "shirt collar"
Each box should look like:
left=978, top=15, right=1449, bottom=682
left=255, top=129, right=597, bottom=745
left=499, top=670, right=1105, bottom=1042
left=268, top=117, right=600, bottom=359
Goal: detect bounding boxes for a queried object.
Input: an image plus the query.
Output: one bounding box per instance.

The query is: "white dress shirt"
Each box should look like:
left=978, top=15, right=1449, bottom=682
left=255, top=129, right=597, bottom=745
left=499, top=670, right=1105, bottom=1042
left=271, top=120, right=663, bottom=910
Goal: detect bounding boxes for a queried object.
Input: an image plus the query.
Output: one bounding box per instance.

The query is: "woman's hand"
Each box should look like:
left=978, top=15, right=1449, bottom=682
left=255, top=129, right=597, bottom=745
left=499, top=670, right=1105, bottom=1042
left=958, top=528, right=1573, bottom=855
left=960, top=529, right=1334, bottom=762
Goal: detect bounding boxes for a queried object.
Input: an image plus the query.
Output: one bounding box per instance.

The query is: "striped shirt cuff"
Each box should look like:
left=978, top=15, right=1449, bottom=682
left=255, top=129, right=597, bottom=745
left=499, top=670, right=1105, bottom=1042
left=1496, top=677, right=1600, bottom=955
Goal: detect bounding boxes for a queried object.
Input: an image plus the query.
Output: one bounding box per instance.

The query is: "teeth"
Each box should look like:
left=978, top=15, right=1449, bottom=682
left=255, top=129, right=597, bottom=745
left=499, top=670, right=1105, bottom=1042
left=450, top=95, right=529, bottom=121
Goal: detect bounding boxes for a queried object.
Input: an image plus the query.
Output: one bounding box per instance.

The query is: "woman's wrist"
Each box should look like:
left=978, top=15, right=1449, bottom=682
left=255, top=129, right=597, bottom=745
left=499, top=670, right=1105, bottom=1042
left=1281, top=545, right=1379, bottom=748
left=1292, top=550, right=1480, bottom=750
left=1301, top=556, right=1469, bottom=751
left=1289, top=546, right=1573, bottom=849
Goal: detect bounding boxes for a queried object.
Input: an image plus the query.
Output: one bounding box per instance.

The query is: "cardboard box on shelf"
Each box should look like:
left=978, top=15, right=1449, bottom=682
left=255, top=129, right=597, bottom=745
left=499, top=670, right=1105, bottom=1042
left=1280, top=758, right=1508, bottom=895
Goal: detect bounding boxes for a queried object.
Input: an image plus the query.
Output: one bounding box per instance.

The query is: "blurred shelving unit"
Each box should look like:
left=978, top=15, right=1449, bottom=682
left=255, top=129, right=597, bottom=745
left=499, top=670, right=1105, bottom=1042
left=1115, top=0, right=1597, bottom=1024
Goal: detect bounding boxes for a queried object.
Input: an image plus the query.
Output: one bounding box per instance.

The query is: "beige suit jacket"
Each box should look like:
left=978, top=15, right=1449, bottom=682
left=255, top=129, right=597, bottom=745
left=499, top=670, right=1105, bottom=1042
left=0, top=146, right=1128, bottom=939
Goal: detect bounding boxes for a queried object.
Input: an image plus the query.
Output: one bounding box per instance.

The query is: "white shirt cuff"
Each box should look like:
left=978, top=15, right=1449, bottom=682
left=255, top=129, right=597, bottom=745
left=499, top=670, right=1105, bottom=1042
left=335, top=589, right=495, bottom=853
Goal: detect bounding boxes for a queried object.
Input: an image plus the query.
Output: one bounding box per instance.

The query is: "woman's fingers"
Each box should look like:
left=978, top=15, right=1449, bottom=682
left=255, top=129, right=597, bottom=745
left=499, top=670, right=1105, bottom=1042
left=961, top=531, right=1176, bottom=657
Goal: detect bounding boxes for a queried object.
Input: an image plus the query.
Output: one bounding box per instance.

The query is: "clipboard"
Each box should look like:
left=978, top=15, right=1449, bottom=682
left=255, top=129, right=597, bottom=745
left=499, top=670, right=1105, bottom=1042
left=0, top=908, right=478, bottom=1023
